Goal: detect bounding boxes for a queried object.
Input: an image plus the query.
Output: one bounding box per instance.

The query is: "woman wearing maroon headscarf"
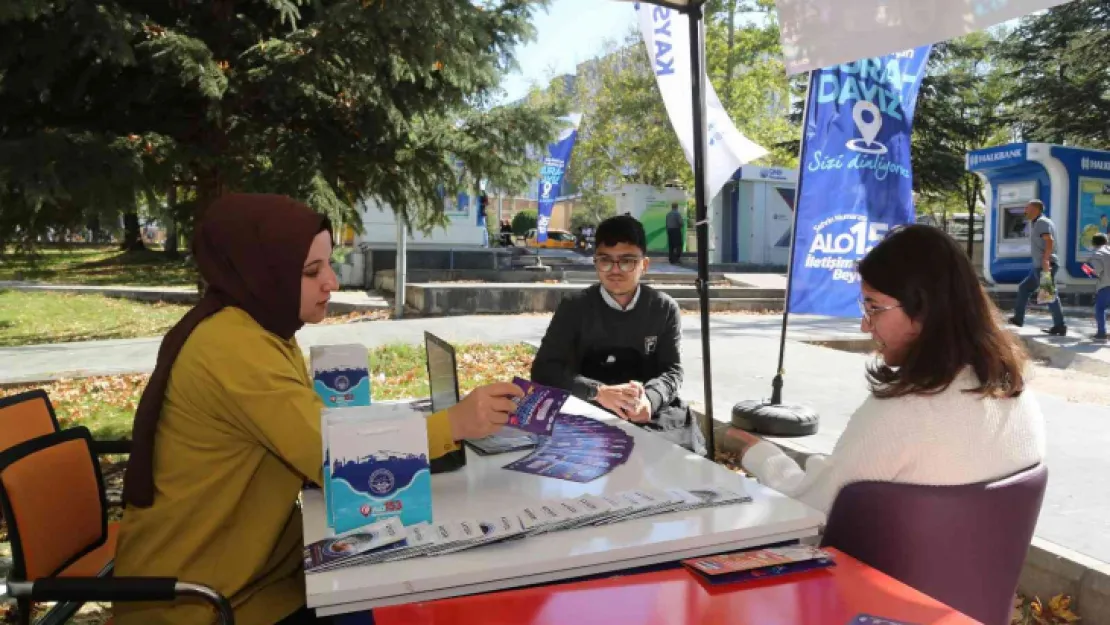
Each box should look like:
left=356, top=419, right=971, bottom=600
left=114, top=195, right=522, bottom=625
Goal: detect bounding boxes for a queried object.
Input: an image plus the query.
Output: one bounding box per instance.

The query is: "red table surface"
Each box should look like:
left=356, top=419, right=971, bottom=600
left=372, top=549, right=980, bottom=625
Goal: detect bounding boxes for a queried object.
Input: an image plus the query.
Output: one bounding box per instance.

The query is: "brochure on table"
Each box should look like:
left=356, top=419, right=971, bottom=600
left=304, top=485, right=754, bottom=574
left=322, top=404, right=434, bottom=535
left=311, top=344, right=372, bottom=408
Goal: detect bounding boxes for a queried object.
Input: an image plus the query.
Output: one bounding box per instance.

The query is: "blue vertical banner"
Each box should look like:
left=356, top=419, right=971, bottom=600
left=536, top=114, right=582, bottom=243
left=789, top=47, right=933, bottom=317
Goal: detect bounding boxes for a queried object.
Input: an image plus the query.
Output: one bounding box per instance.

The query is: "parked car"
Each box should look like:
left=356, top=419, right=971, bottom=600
left=524, top=229, right=577, bottom=249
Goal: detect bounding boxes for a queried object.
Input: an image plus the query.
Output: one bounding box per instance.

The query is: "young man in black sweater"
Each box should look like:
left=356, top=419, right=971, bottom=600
left=531, top=216, right=706, bottom=454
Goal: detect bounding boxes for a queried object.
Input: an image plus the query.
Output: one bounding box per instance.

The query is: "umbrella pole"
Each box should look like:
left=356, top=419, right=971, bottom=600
left=686, top=4, right=715, bottom=461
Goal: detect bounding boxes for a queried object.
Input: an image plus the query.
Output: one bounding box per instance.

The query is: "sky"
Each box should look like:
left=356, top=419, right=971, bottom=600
left=497, top=0, right=639, bottom=104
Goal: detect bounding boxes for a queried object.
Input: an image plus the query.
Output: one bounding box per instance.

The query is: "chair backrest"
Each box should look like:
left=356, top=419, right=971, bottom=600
left=820, top=465, right=1048, bottom=625
left=0, top=427, right=108, bottom=581
left=0, top=390, right=60, bottom=454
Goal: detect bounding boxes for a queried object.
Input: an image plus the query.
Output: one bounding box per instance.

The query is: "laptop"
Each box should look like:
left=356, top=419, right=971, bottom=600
left=423, top=332, right=468, bottom=471
left=425, top=332, right=461, bottom=414
left=423, top=332, right=537, bottom=457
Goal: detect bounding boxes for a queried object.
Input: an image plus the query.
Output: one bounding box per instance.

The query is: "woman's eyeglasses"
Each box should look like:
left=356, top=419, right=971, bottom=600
left=594, top=255, right=644, bottom=273
left=858, top=296, right=901, bottom=322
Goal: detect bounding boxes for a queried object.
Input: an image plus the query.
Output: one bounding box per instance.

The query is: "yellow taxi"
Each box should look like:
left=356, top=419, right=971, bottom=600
left=524, top=229, right=578, bottom=249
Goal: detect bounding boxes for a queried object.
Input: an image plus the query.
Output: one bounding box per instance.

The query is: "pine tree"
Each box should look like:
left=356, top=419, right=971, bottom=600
left=1000, top=0, right=1110, bottom=148
left=0, top=0, right=563, bottom=251
left=912, top=33, right=1013, bottom=257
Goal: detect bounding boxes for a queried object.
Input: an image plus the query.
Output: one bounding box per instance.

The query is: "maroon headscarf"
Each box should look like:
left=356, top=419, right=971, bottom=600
left=123, top=194, right=331, bottom=508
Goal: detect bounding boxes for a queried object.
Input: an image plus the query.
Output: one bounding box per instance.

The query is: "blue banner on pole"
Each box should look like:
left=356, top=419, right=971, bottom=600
left=536, top=118, right=581, bottom=243
left=788, top=47, right=933, bottom=317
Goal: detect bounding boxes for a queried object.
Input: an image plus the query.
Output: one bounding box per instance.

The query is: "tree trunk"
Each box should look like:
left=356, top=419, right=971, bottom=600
left=963, top=176, right=981, bottom=261
left=967, top=177, right=980, bottom=260
left=121, top=212, right=146, bottom=252
left=165, top=184, right=180, bottom=258
left=87, top=215, right=101, bottom=244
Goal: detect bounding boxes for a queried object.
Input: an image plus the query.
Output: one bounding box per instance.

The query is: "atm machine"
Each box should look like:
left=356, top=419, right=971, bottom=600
left=967, top=143, right=1110, bottom=289
left=710, top=166, right=797, bottom=267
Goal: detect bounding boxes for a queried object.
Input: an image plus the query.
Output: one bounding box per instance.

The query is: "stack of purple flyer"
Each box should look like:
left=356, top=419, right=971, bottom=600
left=503, top=408, right=634, bottom=483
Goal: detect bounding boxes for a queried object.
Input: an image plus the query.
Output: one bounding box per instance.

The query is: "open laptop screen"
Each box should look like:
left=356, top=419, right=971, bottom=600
left=425, top=332, right=460, bottom=414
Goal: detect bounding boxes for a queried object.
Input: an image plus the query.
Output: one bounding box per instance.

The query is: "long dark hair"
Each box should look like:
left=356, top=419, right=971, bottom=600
left=857, top=224, right=1027, bottom=399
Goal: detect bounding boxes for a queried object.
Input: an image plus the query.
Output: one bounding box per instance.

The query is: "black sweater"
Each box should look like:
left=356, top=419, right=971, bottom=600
left=531, top=284, right=683, bottom=416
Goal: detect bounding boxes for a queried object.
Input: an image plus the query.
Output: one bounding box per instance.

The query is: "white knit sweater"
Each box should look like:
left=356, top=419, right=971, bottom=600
left=742, top=368, right=1047, bottom=515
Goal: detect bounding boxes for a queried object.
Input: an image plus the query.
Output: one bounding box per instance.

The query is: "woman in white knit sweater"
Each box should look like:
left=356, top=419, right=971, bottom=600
left=735, top=225, right=1046, bottom=515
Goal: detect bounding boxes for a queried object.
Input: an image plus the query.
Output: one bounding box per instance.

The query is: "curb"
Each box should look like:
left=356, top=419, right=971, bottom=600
left=1020, top=537, right=1110, bottom=620
left=705, top=414, right=1110, bottom=623
left=1, top=281, right=199, bottom=304
left=0, top=368, right=153, bottom=389
left=1015, top=332, right=1110, bottom=378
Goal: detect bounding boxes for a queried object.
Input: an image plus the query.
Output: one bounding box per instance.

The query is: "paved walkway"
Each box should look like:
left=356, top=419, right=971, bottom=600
left=1, top=312, right=1107, bottom=564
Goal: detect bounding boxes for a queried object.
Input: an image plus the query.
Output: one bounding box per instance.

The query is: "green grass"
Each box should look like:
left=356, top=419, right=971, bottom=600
left=0, top=245, right=195, bottom=286
left=1, top=343, right=536, bottom=443
left=0, top=290, right=191, bottom=347
left=369, top=342, right=536, bottom=401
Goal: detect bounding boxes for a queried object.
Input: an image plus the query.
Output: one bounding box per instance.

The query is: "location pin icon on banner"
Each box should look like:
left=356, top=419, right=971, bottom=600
left=856, top=102, right=881, bottom=145
left=847, top=101, right=888, bottom=155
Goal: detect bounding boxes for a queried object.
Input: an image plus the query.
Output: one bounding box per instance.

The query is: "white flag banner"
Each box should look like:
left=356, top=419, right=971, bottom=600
left=636, top=4, right=768, bottom=202
left=776, top=0, right=1074, bottom=75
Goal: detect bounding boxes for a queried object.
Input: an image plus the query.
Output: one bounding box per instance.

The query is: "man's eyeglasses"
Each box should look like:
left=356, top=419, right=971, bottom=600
left=594, top=255, right=644, bottom=273
left=858, top=296, right=901, bottom=322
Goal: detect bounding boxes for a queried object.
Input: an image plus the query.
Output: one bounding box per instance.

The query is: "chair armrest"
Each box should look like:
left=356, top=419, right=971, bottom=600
left=3, top=578, right=234, bottom=625
left=23, top=577, right=177, bottom=602
left=91, top=439, right=132, bottom=455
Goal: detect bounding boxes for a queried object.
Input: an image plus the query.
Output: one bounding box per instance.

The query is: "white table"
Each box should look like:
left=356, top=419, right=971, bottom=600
left=303, top=398, right=825, bottom=616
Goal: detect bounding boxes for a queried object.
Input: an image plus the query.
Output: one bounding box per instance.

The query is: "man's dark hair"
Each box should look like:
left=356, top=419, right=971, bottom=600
left=595, top=215, right=647, bottom=254
left=1094, top=233, right=1108, bottom=247
left=671, top=202, right=679, bottom=210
